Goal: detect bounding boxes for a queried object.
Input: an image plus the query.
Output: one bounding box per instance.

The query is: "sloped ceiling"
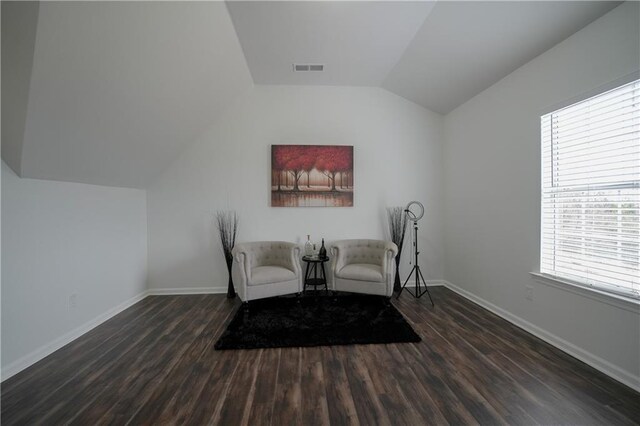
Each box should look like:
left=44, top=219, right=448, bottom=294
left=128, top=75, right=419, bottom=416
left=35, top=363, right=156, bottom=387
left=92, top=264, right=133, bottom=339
left=227, top=0, right=620, bottom=114
left=227, top=1, right=436, bottom=86
left=1, top=1, right=624, bottom=188
left=2, top=1, right=253, bottom=188
left=1, top=1, right=39, bottom=177
left=382, top=1, right=622, bottom=114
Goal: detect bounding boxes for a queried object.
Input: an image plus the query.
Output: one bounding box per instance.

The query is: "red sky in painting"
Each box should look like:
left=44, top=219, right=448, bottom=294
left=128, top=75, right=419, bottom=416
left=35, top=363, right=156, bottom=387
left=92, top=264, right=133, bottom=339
left=272, top=145, right=352, bottom=175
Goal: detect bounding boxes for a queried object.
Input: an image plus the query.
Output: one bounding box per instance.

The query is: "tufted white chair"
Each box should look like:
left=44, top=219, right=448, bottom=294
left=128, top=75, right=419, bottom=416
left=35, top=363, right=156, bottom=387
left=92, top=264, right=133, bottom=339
left=330, top=239, right=398, bottom=297
left=231, top=241, right=302, bottom=302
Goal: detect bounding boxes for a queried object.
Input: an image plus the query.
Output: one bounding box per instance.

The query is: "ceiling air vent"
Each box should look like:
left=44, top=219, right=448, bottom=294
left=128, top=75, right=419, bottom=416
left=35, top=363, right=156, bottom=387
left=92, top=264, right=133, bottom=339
left=293, top=63, right=324, bottom=72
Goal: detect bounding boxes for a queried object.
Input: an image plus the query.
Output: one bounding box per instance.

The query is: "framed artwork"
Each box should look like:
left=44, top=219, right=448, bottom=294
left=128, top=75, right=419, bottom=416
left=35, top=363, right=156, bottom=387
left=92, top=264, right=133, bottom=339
left=271, top=145, right=354, bottom=207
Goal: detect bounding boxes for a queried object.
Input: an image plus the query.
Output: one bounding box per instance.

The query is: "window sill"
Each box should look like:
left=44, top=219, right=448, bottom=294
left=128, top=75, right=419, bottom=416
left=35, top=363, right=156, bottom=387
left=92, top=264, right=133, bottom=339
left=529, top=272, right=640, bottom=314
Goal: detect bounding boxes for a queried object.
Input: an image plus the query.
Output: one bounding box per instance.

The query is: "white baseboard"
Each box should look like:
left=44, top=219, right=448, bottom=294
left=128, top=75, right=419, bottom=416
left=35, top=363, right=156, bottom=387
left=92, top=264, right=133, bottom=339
left=1, top=290, right=150, bottom=382
left=401, top=279, right=445, bottom=287
left=442, top=280, right=640, bottom=393
left=147, top=286, right=227, bottom=295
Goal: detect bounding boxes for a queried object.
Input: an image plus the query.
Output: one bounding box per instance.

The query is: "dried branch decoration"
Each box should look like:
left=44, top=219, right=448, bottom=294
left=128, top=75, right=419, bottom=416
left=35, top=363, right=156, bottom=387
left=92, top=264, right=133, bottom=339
left=387, top=206, right=408, bottom=292
left=216, top=210, right=238, bottom=298
left=216, top=210, right=238, bottom=263
left=387, top=207, right=407, bottom=249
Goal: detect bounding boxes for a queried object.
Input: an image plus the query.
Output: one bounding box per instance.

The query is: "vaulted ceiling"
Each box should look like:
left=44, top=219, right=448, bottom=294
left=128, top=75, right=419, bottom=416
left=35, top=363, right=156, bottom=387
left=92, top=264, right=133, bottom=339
left=227, top=1, right=437, bottom=86
left=2, top=1, right=253, bottom=188
left=229, top=1, right=620, bottom=114
left=1, top=1, right=624, bottom=188
left=382, top=1, right=622, bottom=114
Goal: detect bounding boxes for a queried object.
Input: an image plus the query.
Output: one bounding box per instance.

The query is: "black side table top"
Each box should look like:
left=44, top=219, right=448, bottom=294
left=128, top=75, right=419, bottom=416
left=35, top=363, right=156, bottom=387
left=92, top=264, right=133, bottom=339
left=302, top=255, right=330, bottom=263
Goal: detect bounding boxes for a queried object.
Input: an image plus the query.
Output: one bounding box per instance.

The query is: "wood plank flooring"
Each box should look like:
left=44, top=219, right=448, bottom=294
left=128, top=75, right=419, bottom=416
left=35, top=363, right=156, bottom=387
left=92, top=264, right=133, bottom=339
left=2, top=287, right=639, bottom=425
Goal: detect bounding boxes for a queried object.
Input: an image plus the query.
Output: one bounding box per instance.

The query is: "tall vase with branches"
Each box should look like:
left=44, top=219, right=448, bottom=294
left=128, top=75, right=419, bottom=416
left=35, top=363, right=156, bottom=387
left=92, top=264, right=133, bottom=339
left=216, top=211, right=238, bottom=299
left=387, top=206, right=408, bottom=293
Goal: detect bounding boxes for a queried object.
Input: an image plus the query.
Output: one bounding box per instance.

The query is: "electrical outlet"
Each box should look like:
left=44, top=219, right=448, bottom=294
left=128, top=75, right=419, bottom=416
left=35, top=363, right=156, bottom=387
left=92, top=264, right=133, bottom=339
left=525, top=286, right=533, bottom=301
left=69, top=293, right=78, bottom=309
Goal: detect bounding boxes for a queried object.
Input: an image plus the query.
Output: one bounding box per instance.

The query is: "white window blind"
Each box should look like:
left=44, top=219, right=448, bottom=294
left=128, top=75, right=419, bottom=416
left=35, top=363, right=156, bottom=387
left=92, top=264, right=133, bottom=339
left=541, top=79, right=640, bottom=299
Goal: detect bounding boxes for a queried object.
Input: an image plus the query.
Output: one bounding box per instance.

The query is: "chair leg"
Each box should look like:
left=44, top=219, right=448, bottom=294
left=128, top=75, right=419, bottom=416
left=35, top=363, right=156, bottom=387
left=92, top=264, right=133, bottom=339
left=243, top=301, right=249, bottom=316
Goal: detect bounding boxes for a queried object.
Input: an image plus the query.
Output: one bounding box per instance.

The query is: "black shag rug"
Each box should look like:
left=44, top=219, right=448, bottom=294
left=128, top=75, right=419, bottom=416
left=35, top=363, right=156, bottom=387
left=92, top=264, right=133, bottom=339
left=214, top=293, right=421, bottom=350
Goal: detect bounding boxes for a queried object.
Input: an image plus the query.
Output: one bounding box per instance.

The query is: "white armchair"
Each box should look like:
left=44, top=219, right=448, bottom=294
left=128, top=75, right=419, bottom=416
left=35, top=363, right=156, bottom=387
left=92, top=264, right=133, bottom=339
left=231, top=241, right=302, bottom=302
left=330, top=239, right=398, bottom=297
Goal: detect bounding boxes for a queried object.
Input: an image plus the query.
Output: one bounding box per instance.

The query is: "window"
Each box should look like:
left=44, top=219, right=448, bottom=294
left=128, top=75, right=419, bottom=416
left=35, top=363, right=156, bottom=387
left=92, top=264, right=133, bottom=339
left=541, top=79, right=640, bottom=300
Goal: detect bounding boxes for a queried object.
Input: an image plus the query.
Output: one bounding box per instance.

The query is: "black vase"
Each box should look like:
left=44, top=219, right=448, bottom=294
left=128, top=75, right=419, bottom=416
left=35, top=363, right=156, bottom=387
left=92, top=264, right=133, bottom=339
left=393, top=244, right=405, bottom=292
left=225, top=257, right=236, bottom=299
left=393, top=256, right=402, bottom=292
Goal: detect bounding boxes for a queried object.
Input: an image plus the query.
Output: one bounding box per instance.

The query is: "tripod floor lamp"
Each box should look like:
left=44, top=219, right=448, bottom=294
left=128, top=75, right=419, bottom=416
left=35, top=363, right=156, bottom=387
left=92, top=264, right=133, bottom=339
left=397, top=201, right=434, bottom=306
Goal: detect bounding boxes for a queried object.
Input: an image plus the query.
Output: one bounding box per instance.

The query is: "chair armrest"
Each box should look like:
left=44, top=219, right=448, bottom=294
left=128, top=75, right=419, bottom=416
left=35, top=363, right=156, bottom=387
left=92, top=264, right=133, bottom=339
left=281, top=242, right=302, bottom=276
left=381, top=242, right=398, bottom=292
left=232, top=244, right=252, bottom=287
left=330, top=245, right=343, bottom=277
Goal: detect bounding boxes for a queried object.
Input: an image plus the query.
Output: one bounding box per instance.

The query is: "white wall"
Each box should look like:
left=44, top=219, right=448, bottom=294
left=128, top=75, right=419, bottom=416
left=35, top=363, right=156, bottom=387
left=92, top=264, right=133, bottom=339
left=443, top=2, right=640, bottom=390
left=1, top=161, right=148, bottom=377
left=147, top=85, right=444, bottom=291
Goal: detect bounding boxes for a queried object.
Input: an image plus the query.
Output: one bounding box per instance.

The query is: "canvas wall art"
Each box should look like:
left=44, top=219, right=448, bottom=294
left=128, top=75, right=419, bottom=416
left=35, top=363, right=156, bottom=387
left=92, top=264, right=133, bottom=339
left=271, top=145, right=354, bottom=207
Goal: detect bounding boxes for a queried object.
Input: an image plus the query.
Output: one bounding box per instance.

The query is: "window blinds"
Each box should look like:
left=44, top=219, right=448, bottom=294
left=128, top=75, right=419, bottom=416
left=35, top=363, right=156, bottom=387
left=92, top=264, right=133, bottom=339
left=541, top=79, right=640, bottom=299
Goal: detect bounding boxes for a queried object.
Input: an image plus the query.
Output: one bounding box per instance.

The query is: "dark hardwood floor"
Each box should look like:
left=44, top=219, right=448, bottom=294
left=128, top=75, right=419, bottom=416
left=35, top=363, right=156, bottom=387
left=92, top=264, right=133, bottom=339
left=2, top=287, right=639, bottom=425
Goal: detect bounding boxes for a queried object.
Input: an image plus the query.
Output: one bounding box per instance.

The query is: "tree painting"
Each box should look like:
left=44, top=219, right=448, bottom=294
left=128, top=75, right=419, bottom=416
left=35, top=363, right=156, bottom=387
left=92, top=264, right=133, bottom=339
left=271, top=145, right=354, bottom=207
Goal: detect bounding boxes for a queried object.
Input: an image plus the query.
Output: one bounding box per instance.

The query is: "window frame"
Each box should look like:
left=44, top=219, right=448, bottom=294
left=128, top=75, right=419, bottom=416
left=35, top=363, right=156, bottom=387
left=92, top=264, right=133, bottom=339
left=537, top=72, right=640, bottom=304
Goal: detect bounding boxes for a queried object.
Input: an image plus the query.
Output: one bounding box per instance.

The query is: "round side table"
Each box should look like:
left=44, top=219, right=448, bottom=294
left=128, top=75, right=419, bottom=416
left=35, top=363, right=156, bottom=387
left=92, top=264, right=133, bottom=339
left=301, top=255, right=330, bottom=294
